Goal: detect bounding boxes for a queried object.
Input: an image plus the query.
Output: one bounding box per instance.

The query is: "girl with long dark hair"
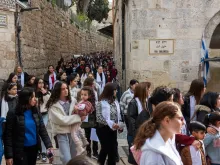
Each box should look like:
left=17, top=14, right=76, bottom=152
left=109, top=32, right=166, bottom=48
left=4, top=87, right=53, bottom=165
left=82, top=78, right=99, bottom=159
left=43, top=65, right=57, bottom=90
left=191, top=92, right=220, bottom=124
left=81, top=66, right=91, bottom=85
left=127, top=82, right=151, bottom=164
left=96, top=83, right=124, bottom=165
left=46, top=81, right=83, bottom=165
left=1, top=83, right=18, bottom=120
left=25, top=75, right=36, bottom=88
left=182, top=79, right=205, bottom=127
left=2, top=73, right=22, bottom=93
left=68, top=73, right=80, bottom=100
left=34, top=78, right=51, bottom=162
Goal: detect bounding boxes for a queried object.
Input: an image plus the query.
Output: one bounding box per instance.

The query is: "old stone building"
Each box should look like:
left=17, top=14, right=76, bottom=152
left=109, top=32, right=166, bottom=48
left=113, top=0, right=220, bottom=92
left=0, top=0, right=16, bottom=80
left=0, top=0, right=113, bottom=79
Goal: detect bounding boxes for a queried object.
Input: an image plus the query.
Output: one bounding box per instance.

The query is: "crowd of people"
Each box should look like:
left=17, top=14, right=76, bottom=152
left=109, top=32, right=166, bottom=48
left=0, top=51, right=220, bottom=165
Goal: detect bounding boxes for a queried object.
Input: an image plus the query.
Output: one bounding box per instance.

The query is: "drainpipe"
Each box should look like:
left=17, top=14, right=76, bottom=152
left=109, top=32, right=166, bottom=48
left=15, top=5, right=22, bottom=67
left=122, top=1, right=126, bottom=91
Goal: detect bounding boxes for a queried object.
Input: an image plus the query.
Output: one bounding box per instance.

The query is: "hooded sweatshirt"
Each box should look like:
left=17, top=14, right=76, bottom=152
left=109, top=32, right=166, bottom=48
left=140, top=130, right=183, bottom=165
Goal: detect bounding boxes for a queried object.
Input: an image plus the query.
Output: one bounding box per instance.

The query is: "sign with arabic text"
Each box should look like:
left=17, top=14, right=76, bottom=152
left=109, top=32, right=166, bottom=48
left=149, top=39, right=174, bottom=55
left=0, top=14, right=7, bottom=27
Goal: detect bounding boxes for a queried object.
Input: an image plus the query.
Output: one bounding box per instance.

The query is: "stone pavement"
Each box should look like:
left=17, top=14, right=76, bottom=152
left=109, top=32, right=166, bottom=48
left=2, top=125, right=130, bottom=165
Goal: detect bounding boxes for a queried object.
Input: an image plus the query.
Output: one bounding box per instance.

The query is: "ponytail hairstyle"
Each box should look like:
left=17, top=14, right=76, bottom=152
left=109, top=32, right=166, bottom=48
left=204, top=111, right=220, bottom=126
left=134, top=101, right=180, bottom=150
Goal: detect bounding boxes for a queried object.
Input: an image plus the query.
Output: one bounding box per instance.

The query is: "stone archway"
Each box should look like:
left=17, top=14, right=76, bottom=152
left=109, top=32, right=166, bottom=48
left=204, top=10, right=220, bottom=92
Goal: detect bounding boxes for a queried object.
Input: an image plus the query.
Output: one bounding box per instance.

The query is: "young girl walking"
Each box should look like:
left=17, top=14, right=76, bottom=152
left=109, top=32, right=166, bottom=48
left=71, top=87, right=95, bottom=155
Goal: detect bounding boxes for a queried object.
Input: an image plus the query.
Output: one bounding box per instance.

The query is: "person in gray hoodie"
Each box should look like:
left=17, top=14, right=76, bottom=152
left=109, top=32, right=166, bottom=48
left=204, top=111, right=220, bottom=165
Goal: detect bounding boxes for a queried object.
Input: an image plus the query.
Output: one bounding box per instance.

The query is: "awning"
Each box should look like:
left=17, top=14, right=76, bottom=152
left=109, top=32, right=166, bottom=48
left=98, top=25, right=113, bottom=37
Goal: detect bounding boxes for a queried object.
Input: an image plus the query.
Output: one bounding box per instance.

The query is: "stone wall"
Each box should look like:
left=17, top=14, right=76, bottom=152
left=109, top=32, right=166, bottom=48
left=114, top=0, right=220, bottom=92
left=0, top=0, right=15, bottom=11
left=0, top=0, right=16, bottom=80
left=20, top=0, right=113, bottom=77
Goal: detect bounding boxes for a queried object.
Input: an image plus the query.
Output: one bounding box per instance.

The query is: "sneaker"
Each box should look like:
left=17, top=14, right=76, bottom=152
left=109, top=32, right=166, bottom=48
left=92, top=153, right=99, bottom=160
left=37, top=152, right=41, bottom=160
left=41, top=153, right=47, bottom=162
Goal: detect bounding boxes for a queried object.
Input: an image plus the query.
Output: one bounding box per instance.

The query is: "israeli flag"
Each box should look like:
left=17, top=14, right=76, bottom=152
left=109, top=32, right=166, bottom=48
left=201, top=33, right=210, bottom=86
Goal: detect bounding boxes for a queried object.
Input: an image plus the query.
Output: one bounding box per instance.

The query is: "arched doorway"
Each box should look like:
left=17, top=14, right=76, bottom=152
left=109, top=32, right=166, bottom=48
left=204, top=11, right=220, bottom=92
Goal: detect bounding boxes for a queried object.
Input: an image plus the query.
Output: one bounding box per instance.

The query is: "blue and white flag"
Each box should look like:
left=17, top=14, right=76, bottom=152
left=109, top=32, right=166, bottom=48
left=201, top=33, right=210, bottom=86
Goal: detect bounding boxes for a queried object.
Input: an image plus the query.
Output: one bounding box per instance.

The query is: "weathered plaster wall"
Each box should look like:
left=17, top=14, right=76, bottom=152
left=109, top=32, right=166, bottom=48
left=114, top=0, right=220, bottom=92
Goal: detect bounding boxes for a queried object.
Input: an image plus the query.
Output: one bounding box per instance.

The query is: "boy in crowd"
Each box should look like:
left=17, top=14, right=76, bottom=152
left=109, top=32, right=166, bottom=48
left=181, top=121, right=207, bottom=165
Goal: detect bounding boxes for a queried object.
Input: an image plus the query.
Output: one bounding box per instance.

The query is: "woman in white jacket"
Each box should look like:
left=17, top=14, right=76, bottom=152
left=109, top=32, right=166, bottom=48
left=34, top=78, right=51, bottom=162
left=134, top=101, right=184, bottom=165
left=46, top=81, right=83, bottom=165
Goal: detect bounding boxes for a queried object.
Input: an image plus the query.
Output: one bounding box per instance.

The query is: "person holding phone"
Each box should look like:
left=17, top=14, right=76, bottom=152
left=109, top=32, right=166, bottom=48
left=4, top=87, right=53, bottom=165
left=96, top=83, right=124, bottom=165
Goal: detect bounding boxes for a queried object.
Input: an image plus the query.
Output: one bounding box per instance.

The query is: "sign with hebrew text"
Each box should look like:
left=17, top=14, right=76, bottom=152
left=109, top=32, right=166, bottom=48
left=149, top=39, right=174, bottom=55
left=0, top=14, right=7, bottom=27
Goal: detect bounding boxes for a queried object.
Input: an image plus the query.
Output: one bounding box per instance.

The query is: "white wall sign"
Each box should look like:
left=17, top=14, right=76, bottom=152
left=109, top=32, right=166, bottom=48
left=149, top=39, right=174, bottom=55
left=0, top=14, right=7, bottom=27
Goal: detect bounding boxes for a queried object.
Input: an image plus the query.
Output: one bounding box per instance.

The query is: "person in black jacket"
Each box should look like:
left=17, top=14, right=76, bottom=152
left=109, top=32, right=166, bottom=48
left=127, top=82, right=151, bottom=165
left=14, top=66, right=29, bottom=88
left=4, top=87, right=53, bottom=165
left=0, top=83, right=18, bottom=132
left=182, top=79, right=205, bottom=128
left=2, top=73, right=22, bottom=93
left=193, top=92, right=220, bottom=125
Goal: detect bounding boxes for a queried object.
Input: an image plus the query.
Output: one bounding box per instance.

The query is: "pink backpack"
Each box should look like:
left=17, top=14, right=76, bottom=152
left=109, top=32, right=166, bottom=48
left=130, top=145, right=142, bottom=165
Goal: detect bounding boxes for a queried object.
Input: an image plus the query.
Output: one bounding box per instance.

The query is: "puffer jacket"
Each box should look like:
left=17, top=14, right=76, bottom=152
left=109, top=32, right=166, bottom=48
left=4, top=107, right=53, bottom=160
left=191, top=105, right=212, bottom=125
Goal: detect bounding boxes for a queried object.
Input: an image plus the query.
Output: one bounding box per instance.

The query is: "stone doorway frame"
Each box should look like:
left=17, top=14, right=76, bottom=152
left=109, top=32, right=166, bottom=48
left=204, top=10, right=220, bottom=48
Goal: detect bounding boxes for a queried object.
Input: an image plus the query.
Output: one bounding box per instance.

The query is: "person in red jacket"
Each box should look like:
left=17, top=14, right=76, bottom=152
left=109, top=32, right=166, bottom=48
left=111, top=65, right=118, bottom=79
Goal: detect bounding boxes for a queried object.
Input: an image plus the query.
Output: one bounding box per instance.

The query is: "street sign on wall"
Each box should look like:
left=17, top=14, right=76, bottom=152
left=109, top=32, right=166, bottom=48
left=0, top=14, right=7, bottom=27
left=149, top=39, right=174, bottom=55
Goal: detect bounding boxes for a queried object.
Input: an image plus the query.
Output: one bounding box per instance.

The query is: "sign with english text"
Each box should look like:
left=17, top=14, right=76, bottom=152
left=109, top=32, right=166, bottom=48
left=149, top=39, right=174, bottom=55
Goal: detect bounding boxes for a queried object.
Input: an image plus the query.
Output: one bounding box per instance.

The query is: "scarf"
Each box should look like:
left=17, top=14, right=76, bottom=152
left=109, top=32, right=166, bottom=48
left=96, top=72, right=106, bottom=93
left=20, top=72, right=25, bottom=87
left=135, top=97, right=143, bottom=114
left=1, top=95, right=17, bottom=120
left=49, top=72, right=56, bottom=90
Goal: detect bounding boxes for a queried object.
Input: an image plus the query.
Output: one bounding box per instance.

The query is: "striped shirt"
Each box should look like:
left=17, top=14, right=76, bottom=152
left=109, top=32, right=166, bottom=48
left=120, top=89, right=134, bottom=115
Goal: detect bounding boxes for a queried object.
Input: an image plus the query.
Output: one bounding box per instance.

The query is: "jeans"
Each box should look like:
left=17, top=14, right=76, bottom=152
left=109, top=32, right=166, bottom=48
left=57, top=134, right=77, bottom=165
left=96, top=126, right=117, bottom=165
left=41, top=114, right=49, bottom=153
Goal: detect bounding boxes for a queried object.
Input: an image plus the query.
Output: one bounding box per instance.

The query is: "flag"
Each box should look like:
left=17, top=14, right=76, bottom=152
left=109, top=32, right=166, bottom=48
left=201, top=33, right=210, bottom=86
